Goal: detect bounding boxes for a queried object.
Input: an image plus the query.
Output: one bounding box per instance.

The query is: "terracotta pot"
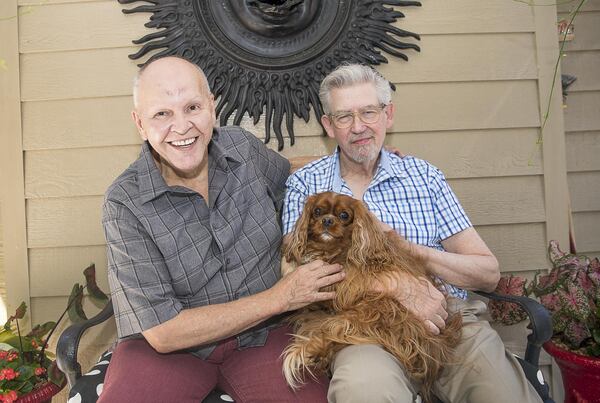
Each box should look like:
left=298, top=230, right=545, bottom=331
left=15, top=381, right=65, bottom=403
left=544, top=340, right=600, bottom=403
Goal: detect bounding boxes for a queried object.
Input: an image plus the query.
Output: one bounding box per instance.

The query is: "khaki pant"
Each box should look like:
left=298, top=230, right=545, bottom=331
left=327, top=298, right=543, bottom=403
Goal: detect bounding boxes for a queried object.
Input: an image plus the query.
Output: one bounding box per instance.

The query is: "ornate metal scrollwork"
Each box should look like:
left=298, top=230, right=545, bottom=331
left=118, top=0, right=421, bottom=150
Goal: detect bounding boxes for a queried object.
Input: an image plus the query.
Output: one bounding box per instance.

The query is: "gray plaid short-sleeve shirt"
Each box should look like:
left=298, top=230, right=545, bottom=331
left=102, top=126, right=290, bottom=358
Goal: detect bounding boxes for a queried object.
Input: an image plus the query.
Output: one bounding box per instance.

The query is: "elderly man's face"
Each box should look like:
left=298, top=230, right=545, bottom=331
left=132, top=57, right=216, bottom=180
left=321, top=82, right=394, bottom=165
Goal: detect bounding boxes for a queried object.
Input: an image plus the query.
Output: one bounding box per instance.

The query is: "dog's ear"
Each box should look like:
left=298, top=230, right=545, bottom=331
left=347, top=201, right=390, bottom=267
left=284, top=195, right=316, bottom=264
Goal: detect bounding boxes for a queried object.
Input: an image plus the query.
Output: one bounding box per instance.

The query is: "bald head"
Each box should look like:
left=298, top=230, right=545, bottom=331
left=132, top=56, right=210, bottom=109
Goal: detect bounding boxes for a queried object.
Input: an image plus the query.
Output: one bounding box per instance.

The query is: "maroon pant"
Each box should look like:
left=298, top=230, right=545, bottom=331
left=98, top=325, right=328, bottom=403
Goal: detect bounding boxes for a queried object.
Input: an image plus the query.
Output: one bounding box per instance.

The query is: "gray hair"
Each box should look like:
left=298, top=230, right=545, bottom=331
left=318, top=64, right=392, bottom=115
left=132, top=56, right=210, bottom=108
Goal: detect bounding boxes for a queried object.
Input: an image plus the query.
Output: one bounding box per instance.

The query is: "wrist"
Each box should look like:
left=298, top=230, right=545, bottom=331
left=263, top=285, right=288, bottom=315
left=393, top=274, right=413, bottom=301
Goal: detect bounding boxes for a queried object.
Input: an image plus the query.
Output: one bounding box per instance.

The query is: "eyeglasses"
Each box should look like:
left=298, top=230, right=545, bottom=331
left=328, top=104, right=387, bottom=129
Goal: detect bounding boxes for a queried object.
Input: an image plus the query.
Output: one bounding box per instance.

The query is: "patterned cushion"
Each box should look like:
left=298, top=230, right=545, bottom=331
left=67, top=350, right=235, bottom=403
left=67, top=351, right=550, bottom=403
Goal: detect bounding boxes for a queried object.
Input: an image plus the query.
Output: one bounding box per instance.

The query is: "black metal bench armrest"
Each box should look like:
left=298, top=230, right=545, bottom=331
left=475, top=291, right=552, bottom=366
left=56, top=300, right=114, bottom=388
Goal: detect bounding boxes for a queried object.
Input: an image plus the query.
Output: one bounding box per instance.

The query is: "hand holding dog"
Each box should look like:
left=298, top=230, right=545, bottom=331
left=272, top=260, right=345, bottom=312
left=373, top=272, right=448, bottom=335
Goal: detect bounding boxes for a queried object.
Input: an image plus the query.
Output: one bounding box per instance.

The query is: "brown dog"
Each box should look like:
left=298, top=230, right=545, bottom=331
left=282, top=192, right=462, bottom=402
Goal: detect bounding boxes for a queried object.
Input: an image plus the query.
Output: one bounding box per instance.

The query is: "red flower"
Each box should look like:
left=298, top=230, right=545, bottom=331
left=6, top=352, right=18, bottom=362
left=0, top=367, right=17, bottom=380
left=31, top=339, right=38, bottom=349
left=0, top=351, right=7, bottom=360
left=2, top=390, right=18, bottom=403
left=34, top=366, right=46, bottom=376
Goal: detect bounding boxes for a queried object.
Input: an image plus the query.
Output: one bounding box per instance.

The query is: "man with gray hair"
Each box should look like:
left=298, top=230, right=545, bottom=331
left=99, top=56, right=345, bottom=402
left=282, top=64, right=543, bottom=403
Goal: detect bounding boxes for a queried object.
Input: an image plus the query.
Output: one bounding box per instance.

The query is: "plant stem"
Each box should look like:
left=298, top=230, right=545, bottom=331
left=539, top=0, right=586, bottom=138
left=37, top=285, right=88, bottom=367
left=523, top=0, right=587, bottom=164
left=15, top=319, right=25, bottom=365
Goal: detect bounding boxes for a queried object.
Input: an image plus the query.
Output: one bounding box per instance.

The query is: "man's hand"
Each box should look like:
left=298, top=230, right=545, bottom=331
left=271, top=260, right=345, bottom=312
left=373, top=272, right=448, bottom=335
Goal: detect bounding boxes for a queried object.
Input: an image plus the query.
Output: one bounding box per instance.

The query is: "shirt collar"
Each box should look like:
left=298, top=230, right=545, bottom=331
left=137, top=129, right=241, bottom=204
left=137, top=141, right=173, bottom=203
left=331, top=147, right=406, bottom=193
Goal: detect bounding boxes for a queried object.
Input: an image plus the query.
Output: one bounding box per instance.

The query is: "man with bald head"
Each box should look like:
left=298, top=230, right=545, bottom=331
left=99, top=56, right=343, bottom=402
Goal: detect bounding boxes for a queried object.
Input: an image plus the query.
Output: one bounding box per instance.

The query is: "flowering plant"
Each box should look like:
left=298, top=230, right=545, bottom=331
left=489, top=241, right=600, bottom=357
left=0, top=303, right=63, bottom=403
left=0, top=264, right=108, bottom=402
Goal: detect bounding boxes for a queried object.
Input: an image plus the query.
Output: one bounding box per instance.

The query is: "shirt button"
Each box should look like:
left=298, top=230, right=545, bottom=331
left=226, top=258, right=231, bottom=265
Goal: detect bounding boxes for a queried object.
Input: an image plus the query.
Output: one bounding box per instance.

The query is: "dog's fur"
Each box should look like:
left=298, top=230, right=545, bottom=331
left=282, top=192, right=462, bottom=402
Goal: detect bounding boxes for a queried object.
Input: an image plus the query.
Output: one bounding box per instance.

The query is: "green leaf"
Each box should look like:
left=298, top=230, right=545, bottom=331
left=587, top=343, right=600, bottom=357
left=552, top=313, right=568, bottom=333
left=0, top=335, right=35, bottom=352
left=19, top=381, right=34, bottom=394
left=593, top=328, right=600, bottom=345
left=0, top=331, right=17, bottom=344
left=67, top=283, right=88, bottom=323
left=0, top=341, right=15, bottom=351
left=3, top=302, right=27, bottom=330
left=26, top=321, right=56, bottom=339
left=16, top=365, right=34, bottom=381
left=83, top=264, right=109, bottom=307
left=48, top=361, right=65, bottom=386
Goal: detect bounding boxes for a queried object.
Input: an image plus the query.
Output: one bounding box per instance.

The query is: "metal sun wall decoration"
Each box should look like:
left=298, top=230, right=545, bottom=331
left=118, top=0, right=422, bottom=150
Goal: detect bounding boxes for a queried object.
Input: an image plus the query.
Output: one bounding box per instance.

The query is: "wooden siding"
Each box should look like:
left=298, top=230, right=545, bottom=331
left=1, top=0, right=30, bottom=326
left=16, top=0, right=558, bottom=307
left=559, top=4, right=600, bottom=259
left=0, top=203, right=4, bottom=322
left=2, top=1, right=572, bottom=399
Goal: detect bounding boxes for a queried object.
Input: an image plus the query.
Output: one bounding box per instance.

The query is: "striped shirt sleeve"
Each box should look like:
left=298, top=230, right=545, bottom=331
left=429, top=165, right=472, bottom=240
left=282, top=174, right=311, bottom=235
left=103, top=198, right=182, bottom=337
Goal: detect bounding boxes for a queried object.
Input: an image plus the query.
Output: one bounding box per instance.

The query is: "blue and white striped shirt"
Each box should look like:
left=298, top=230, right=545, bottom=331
left=282, top=149, right=472, bottom=299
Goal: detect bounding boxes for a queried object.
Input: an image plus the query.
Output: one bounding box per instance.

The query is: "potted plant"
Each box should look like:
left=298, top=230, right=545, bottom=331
left=0, top=303, right=65, bottom=403
left=489, top=240, right=600, bottom=403
left=0, top=264, right=108, bottom=402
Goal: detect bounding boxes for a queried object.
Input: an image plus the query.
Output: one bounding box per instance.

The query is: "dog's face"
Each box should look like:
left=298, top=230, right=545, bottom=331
left=306, top=192, right=360, bottom=244
left=285, top=191, right=385, bottom=265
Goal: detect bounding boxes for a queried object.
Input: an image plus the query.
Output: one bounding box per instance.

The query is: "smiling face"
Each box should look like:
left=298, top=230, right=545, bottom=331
left=132, top=57, right=216, bottom=182
left=321, top=82, right=394, bottom=166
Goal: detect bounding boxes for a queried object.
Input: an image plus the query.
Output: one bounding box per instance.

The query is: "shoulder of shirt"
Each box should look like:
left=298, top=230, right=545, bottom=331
left=214, top=126, right=265, bottom=160
left=104, top=158, right=141, bottom=204
left=213, top=125, right=251, bottom=146
left=388, top=153, right=442, bottom=178
left=288, top=154, right=333, bottom=182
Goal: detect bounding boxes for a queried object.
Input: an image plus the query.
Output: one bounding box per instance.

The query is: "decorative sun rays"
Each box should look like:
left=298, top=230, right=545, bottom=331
left=119, top=0, right=421, bottom=150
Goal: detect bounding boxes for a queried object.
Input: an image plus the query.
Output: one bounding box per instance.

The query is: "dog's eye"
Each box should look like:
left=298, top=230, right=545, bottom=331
left=339, top=211, right=349, bottom=220
left=313, top=207, right=322, bottom=217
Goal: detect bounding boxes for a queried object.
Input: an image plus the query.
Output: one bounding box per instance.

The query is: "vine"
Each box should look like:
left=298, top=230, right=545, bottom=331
left=518, top=0, right=587, bottom=164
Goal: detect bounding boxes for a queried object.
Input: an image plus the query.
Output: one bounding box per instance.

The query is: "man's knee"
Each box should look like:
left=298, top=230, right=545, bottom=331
left=328, top=345, right=416, bottom=403
left=435, top=319, right=542, bottom=403
left=99, top=339, right=217, bottom=403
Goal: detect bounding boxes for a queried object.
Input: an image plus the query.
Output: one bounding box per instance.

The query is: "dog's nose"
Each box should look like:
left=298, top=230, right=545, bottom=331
left=322, top=217, right=334, bottom=227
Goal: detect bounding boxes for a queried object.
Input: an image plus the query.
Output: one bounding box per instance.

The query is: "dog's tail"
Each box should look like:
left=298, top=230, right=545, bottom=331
left=282, top=309, right=354, bottom=389
left=282, top=333, right=322, bottom=389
